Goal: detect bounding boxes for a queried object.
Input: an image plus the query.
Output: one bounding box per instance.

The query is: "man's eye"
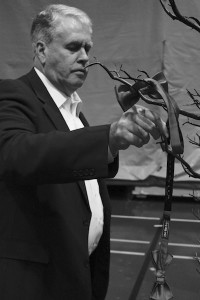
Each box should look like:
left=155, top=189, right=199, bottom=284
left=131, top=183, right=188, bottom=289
left=66, top=42, right=92, bottom=53
left=66, top=43, right=81, bottom=52
left=85, top=45, right=91, bottom=54
left=67, top=45, right=80, bottom=52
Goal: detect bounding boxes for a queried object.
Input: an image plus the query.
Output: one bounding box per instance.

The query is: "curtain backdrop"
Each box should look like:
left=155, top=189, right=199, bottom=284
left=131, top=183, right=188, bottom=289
left=1, top=0, right=200, bottom=182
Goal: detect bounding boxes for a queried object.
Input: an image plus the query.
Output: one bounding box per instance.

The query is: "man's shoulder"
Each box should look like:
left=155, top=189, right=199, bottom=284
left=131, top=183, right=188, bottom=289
left=0, top=71, right=30, bottom=89
left=0, top=69, right=35, bottom=99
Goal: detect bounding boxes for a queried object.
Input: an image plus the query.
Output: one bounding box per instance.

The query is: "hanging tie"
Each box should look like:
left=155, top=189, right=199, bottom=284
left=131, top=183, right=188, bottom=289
left=115, top=72, right=184, bottom=300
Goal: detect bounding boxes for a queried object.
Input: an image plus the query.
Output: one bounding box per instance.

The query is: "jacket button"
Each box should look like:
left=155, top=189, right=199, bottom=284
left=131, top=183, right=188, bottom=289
left=84, top=260, right=90, bottom=269
left=89, top=168, right=95, bottom=176
left=83, top=220, right=90, bottom=227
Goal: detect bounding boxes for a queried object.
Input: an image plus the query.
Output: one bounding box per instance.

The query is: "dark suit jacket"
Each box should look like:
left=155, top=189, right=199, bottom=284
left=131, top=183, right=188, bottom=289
left=0, top=68, right=118, bottom=300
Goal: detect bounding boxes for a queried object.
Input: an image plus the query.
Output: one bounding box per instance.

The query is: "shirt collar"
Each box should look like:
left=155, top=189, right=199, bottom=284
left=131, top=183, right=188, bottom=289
left=34, top=67, right=82, bottom=116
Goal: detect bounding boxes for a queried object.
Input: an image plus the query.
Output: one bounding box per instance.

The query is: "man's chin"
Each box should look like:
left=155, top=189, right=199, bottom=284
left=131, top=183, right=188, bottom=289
left=72, top=78, right=86, bottom=89
left=64, top=80, right=85, bottom=94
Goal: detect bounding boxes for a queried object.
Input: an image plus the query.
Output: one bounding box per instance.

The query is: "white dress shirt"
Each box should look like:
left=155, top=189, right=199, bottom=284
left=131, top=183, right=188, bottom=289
left=34, top=68, right=104, bottom=255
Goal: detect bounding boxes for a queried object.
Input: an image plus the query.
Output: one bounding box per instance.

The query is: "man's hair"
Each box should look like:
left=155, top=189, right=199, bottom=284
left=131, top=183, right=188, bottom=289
left=30, top=4, right=92, bottom=45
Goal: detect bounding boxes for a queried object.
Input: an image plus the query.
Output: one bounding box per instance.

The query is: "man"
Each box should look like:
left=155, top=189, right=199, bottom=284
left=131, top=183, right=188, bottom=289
left=0, top=4, right=167, bottom=300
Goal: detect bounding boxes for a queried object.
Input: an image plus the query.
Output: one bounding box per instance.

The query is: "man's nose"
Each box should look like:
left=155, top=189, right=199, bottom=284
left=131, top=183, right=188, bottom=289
left=78, top=47, right=89, bottom=62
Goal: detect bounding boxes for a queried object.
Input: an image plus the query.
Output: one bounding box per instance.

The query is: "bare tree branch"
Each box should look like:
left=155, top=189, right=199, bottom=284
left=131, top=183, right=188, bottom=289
left=86, top=61, right=200, bottom=120
left=164, top=147, right=200, bottom=179
left=159, top=0, right=200, bottom=33
left=86, top=61, right=152, bottom=86
left=86, top=60, right=200, bottom=179
left=187, top=134, right=200, bottom=146
left=186, top=89, right=200, bottom=109
left=182, top=119, right=200, bottom=128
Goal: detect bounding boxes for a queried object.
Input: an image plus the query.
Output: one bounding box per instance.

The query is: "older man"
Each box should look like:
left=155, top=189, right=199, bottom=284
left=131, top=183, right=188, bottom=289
left=0, top=4, right=167, bottom=300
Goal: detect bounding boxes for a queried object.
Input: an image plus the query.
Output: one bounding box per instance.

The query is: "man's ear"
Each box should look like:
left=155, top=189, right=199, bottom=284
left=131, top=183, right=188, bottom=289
left=35, top=40, right=47, bottom=65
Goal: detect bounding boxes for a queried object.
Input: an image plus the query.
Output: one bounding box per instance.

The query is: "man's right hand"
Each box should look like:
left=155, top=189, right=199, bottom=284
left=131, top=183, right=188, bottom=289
left=109, top=105, right=168, bottom=156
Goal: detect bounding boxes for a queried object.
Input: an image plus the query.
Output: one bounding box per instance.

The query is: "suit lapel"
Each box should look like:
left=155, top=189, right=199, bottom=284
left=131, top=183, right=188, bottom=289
left=79, top=112, right=89, bottom=127
left=22, top=69, right=90, bottom=208
left=24, top=69, right=69, bottom=132
left=42, top=102, right=69, bottom=131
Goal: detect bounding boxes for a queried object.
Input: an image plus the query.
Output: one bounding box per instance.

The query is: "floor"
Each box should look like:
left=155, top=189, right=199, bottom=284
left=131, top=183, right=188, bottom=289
left=105, top=186, right=200, bottom=300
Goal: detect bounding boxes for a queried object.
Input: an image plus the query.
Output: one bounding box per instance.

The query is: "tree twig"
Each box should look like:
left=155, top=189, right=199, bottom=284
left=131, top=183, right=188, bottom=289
left=159, top=0, right=200, bottom=33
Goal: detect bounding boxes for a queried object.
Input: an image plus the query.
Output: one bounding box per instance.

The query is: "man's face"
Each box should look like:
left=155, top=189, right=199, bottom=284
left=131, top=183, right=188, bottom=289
left=43, top=16, right=93, bottom=95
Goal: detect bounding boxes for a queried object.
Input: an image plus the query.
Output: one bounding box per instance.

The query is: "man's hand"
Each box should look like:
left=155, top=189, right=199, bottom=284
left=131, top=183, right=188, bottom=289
left=109, top=105, right=168, bottom=156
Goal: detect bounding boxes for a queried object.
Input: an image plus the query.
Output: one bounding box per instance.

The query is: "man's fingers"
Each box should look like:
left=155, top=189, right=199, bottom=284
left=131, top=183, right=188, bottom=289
left=135, top=106, right=168, bottom=140
left=122, top=129, right=149, bottom=148
left=127, top=109, right=160, bottom=140
left=109, top=105, right=168, bottom=153
left=124, top=111, right=152, bottom=142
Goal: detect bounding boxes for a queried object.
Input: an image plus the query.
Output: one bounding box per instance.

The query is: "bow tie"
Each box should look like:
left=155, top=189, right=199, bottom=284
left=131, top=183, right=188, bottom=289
left=150, top=249, right=173, bottom=300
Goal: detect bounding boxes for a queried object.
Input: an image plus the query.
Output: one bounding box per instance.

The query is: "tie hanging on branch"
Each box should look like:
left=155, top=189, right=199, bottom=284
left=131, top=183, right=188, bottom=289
left=86, top=61, right=200, bottom=179
left=158, top=0, right=200, bottom=297
left=86, top=58, right=200, bottom=300
left=86, top=4, right=200, bottom=299
left=86, top=62, right=180, bottom=299
left=114, top=70, right=182, bottom=300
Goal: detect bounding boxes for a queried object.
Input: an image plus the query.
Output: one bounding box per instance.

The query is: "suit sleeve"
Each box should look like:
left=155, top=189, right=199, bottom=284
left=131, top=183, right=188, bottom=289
left=0, top=79, right=118, bottom=185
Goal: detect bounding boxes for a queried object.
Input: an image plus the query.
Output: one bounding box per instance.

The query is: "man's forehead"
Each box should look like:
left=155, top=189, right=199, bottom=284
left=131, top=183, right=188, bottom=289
left=58, top=15, right=92, bottom=33
left=55, top=21, right=92, bottom=45
left=55, top=17, right=92, bottom=41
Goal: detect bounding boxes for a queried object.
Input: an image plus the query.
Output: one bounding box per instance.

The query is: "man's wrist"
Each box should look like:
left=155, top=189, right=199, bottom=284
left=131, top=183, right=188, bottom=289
left=108, top=146, right=118, bottom=163
left=109, top=122, right=119, bottom=160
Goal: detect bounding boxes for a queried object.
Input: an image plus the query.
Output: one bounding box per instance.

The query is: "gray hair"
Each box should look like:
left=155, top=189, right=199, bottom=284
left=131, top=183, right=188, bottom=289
left=31, top=4, right=92, bottom=45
